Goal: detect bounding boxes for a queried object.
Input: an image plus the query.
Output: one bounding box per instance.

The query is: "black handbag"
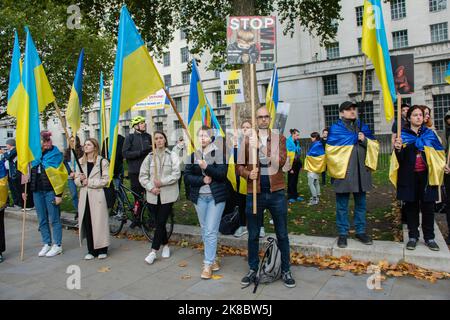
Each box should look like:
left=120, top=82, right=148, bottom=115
left=219, top=206, right=240, bottom=235
left=100, top=158, right=116, bottom=209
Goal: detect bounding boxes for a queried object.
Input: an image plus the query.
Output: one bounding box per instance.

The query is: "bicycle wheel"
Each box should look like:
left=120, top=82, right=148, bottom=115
left=109, top=197, right=126, bottom=236
left=140, top=203, right=175, bottom=242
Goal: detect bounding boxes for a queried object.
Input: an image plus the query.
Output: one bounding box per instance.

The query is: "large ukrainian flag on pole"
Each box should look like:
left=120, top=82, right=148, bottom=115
left=362, top=0, right=396, bottom=122
left=66, top=49, right=84, bottom=137
left=266, top=66, right=279, bottom=129
left=7, top=30, right=23, bottom=117
left=17, top=27, right=55, bottom=175
left=108, top=6, right=165, bottom=181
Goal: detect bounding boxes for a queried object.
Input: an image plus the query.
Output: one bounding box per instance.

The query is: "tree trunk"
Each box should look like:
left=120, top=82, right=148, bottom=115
left=231, top=0, right=260, bottom=123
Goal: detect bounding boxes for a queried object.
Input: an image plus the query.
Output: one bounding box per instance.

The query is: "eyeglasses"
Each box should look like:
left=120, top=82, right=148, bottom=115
left=257, top=115, right=270, bottom=120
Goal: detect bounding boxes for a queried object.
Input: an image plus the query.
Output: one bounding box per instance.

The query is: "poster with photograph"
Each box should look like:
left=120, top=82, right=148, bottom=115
left=273, top=102, right=290, bottom=135
left=227, top=16, right=277, bottom=64
left=391, top=54, right=414, bottom=94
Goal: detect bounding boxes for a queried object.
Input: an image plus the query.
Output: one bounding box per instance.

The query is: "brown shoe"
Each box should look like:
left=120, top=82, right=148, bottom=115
left=201, top=264, right=212, bottom=279
left=212, top=260, right=220, bottom=272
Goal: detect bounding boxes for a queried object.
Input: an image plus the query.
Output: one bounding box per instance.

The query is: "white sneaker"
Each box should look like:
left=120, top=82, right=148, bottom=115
left=84, top=254, right=95, bottom=260
left=234, top=226, right=248, bottom=238
left=161, top=245, right=170, bottom=258
left=38, top=244, right=51, bottom=257
left=45, top=245, right=62, bottom=257
left=98, top=254, right=108, bottom=260
left=259, top=227, right=266, bottom=238
left=144, top=252, right=157, bottom=265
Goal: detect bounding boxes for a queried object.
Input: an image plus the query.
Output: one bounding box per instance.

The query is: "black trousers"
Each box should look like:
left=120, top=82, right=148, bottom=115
left=129, top=173, right=144, bottom=203
left=0, top=209, right=5, bottom=253
left=404, top=172, right=435, bottom=241
left=83, top=199, right=107, bottom=256
left=8, top=176, right=23, bottom=207
left=287, top=160, right=301, bottom=200
left=149, top=197, right=173, bottom=251
left=237, top=192, right=247, bottom=227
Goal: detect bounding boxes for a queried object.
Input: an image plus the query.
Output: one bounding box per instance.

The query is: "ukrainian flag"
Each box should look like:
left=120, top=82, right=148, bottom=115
left=66, top=49, right=84, bottom=137
left=7, top=30, right=24, bottom=117
left=16, top=27, right=55, bottom=175
left=305, top=141, right=326, bottom=174
left=108, top=6, right=164, bottom=181
left=32, top=146, right=68, bottom=195
left=389, top=126, right=445, bottom=187
left=266, top=66, right=279, bottom=129
left=445, top=62, right=450, bottom=84
left=98, top=72, right=108, bottom=155
left=0, top=160, right=8, bottom=209
left=362, top=0, right=397, bottom=122
left=326, top=120, right=379, bottom=179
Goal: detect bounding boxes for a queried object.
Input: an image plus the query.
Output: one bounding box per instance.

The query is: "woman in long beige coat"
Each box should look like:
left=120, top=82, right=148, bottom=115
left=75, top=138, right=110, bottom=260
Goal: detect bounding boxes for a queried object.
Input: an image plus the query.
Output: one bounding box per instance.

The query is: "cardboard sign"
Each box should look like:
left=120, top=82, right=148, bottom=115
left=132, top=89, right=169, bottom=111
left=220, top=70, right=245, bottom=105
left=391, top=54, right=414, bottom=94
left=227, top=16, right=277, bottom=64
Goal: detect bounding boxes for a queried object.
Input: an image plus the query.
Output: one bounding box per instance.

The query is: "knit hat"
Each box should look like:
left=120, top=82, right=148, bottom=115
left=6, top=139, right=15, bottom=147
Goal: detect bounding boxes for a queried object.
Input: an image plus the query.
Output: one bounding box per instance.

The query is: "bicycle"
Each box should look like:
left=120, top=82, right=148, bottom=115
left=108, top=179, right=174, bottom=242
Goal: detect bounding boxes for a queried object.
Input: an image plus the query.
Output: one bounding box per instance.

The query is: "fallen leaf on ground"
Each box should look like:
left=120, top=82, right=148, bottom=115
left=181, top=275, right=191, bottom=280
left=211, top=275, right=223, bottom=280
left=178, top=261, right=188, bottom=267
left=98, top=266, right=111, bottom=273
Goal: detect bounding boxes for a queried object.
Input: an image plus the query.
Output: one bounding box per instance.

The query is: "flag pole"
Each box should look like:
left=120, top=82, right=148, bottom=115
left=250, top=63, right=257, bottom=215
left=20, top=166, right=29, bottom=261
left=148, top=109, right=158, bottom=179
left=397, top=95, right=402, bottom=138
left=362, top=56, right=367, bottom=102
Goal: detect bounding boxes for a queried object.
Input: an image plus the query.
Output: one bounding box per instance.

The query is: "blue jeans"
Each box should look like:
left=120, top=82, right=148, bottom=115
left=33, top=191, right=62, bottom=246
left=194, top=194, right=225, bottom=266
left=246, top=190, right=291, bottom=273
left=68, top=179, right=78, bottom=211
left=336, top=192, right=366, bottom=236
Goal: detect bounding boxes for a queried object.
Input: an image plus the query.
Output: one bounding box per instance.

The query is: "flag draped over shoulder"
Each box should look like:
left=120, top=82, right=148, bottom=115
left=266, top=67, right=279, bottom=129
left=445, top=62, right=450, bottom=84
left=7, top=30, right=23, bottom=117
left=108, top=6, right=164, bottom=181
left=362, top=0, right=397, bottom=122
left=286, top=135, right=300, bottom=167
left=32, top=147, right=68, bottom=195
left=0, top=160, right=9, bottom=208
left=16, top=27, right=55, bottom=174
left=305, top=141, right=326, bottom=174
left=389, top=126, right=445, bottom=187
left=66, top=49, right=84, bottom=137
left=326, top=120, right=379, bottom=179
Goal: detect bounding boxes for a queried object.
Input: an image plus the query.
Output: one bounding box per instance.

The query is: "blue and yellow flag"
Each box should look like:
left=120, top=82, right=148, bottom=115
left=0, top=160, right=9, bottom=208
left=98, top=72, right=108, bottom=156
left=266, top=66, right=279, bottom=129
left=305, top=141, right=326, bottom=174
left=108, top=6, right=164, bottom=181
left=362, top=0, right=397, bottom=122
left=16, top=27, right=55, bottom=174
left=326, top=119, right=379, bottom=179
left=32, top=147, right=68, bottom=195
left=445, top=62, right=450, bottom=84
left=66, top=49, right=84, bottom=137
left=389, top=126, right=445, bottom=187
left=188, top=60, right=208, bottom=152
left=7, top=30, right=24, bottom=117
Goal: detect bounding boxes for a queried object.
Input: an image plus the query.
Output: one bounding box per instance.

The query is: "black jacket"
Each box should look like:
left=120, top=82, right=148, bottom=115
left=102, top=135, right=125, bottom=178
left=122, top=132, right=152, bottom=174
left=184, top=147, right=228, bottom=205
left=30, top=147, right=62, bottom=196
left=4, top=148, right=18, bottom=179
left=395, top=127, right=438, bottom=202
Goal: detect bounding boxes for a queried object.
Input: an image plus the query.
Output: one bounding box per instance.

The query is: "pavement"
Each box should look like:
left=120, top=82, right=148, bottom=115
left=0, top=216, right=449, bottom=300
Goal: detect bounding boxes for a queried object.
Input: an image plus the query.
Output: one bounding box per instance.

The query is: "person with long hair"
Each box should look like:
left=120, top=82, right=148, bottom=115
left=140, top=131, right=180, bottom=265
left=75, top=138, right=111, bottom=260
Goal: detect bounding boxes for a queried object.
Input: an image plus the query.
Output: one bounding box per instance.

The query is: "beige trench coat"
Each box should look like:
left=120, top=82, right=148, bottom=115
left=74, top=157, right=110, bottom=249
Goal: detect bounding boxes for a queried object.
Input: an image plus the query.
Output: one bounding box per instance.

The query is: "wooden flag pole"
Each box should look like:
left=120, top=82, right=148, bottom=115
left=361, top=56, right=367, bottom=102
left=148, top=109, right=158, bottom=179
left=250, top=63, right=257, bottom=215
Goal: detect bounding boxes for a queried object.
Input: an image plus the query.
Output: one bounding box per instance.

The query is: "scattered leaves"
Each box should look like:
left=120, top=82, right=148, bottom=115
left=98, top=266, right=111, bottom=273
left=178, top=261, right=188, bottom=267
left=181, top=275, right=191, bottom=280
left=211, top=275, right=223, bottom=280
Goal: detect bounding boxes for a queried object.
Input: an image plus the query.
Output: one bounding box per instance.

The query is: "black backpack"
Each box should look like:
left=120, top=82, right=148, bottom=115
left=219, top=206, right=240, bottom=235
left=253, top=237, right=282, bottom=293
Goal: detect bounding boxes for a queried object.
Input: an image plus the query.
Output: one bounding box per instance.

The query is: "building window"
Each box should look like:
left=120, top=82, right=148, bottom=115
left=138, top=110, right=146, bottom=117
left=433, top=94, right=450, bottom=130
left=326, top=42, right=340, bottom=59
left=216, top=115, right=226, bottom=129
left=430, top=22, right=448, bottom=43
left=174, top=120, right=183, bottom=130
left=95, top=129, right=100, bottom=142
left=155, top=122, right=164, bottom=132
left=429, top=0, right=447, bottom=12
left=84, top=130, right=90, bottom=141
left=357, top=37, right=362, bottom=54
left=264, top=63, right=275, bottom=70
left=356, top=70, right=373, bottom=92
left=180, top=29, right=187, bottom=40
left=355, top=6, right=364, bottom=27
left=84, top=113, right=90, bottom=125
left=124, top=110, right=131, bottom=120
left=214, top=70, right=221, bottom=78
left=156, top=108, right=165, bottom=116
left=358, top=101, right=375, bottom=132
left=62, top=134, right=67, bottom=149
left=392, top=30, right=408, bottom=48
left=123, top=126, right=130, bottom=137
left=432, top=60, right=449, bottom=84
left=324, top=104, right=340, bottom=128
left=215, top=91, right=222, bottom=108
left=323, top=75, right=338, bottom=96
left=163, top=52, right=170, bottom=67
left=182, top=71, right=190, bottom=84
left=7, top=131, right=13, bottom=138
left=164, top=74, right=172, bottom=88
left=391, top=0, right=406, bottom=20
left=181, top=47, right=189, bottom=63
left=174, top=97, right=183, bottom=113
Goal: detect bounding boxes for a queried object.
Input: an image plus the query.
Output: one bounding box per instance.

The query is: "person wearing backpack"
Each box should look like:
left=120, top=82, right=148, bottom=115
left=75, top=138, right=110, bottom=260
left=237, top=107, right=296, bottom=288
left=139, top=131, right=180, bottom=265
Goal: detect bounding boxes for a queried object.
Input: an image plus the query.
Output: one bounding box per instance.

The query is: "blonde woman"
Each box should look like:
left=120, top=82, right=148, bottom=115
left=75, top=138, right=110, bottom=260
left=139, top=131, right=180, bottom=265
